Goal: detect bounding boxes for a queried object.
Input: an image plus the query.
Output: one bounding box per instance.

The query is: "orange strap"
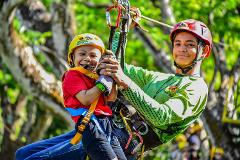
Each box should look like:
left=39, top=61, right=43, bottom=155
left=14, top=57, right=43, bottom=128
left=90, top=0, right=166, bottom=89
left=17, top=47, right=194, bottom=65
left=68, top=66, right=100, bottom=144
left=69, top=66, right=99, bottom=80
left=70, top=97, right=99, bottom=144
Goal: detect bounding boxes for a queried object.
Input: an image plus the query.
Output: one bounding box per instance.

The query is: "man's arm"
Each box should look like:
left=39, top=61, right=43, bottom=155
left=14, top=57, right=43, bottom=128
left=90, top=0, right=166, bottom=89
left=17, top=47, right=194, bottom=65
left=98, top=56, right=208, bottom=142
left=123, top=64, right=160, bottom=88
left=121, top=72, right=208, bottom=126
left=120, top=66, right=208, bottom=142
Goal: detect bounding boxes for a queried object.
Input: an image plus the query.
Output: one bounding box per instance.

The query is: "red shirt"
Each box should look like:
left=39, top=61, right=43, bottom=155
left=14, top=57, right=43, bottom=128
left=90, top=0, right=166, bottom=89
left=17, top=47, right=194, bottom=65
left=62, top=70, right=112, bottom=122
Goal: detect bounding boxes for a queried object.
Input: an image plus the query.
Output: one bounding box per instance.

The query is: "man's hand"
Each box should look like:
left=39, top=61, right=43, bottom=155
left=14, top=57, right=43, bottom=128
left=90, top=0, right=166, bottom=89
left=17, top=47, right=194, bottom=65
left=98, top=52, right=128, bottom=89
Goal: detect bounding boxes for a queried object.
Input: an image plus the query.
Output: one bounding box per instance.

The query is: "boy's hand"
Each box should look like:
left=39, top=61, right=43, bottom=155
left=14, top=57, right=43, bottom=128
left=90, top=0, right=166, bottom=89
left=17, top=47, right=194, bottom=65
left=96, top=75, right=113, bottom=95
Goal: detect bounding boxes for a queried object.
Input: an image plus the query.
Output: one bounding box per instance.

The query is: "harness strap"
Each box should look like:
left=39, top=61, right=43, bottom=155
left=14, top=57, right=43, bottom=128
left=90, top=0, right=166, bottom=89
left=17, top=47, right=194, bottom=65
left=108, top=26, right=117, bottom=50
left=69, top=66, right=99, bottom=80
left=70, top=97, right=99, bottom=144
left=66, top=107, right=106, bottom=134
left=66, top=66, right=101, bottom=145
left=120, top=109, right=144, bottom=154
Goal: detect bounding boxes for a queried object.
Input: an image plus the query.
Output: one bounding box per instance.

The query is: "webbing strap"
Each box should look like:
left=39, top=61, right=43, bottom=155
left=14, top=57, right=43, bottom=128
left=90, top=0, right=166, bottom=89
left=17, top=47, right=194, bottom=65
left=65, top=108, right=94, bottom=118
left=68, top=108, right=107, bottom=132
left=68, top=65, right=100, bottom=144
left=69, top=66, right=99, bottom=80
left=70, top=97, right=99, bottom=144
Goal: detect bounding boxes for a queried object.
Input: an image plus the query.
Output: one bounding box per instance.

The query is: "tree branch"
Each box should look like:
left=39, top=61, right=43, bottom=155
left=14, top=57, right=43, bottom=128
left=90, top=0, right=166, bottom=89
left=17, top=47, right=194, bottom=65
left=18, top=100, right=37, bottom=143
left=158, top=0, right=175, bottom=26
left=30, top=111, right=53, bottom=141
left=50, top=2, right=74, bottom=77
left=133, top=27, right=174, bottom=73
left=208, top=44, right=220, bottom=93
left=2, top=0, right=25, bottom=20
left=0, top=5, right=73, bottom=127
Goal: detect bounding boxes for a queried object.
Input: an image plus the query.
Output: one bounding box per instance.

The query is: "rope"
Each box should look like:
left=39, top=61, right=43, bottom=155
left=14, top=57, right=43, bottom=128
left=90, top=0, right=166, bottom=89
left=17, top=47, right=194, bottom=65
left=141, top=15, right=173, bottom=29
left=112, top=0, right=232, bottom=48
left=113, top=0, right=173, bottom=29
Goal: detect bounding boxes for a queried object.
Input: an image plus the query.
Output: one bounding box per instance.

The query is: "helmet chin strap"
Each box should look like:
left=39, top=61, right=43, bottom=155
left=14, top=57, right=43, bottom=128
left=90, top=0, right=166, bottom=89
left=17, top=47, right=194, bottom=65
left=174, top=41, right=204, bottom=74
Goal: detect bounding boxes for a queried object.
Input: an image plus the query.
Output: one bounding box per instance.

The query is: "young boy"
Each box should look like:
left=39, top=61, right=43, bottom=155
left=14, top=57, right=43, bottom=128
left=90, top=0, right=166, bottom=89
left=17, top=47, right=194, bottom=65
left=63, top=33, right=126, bottom=160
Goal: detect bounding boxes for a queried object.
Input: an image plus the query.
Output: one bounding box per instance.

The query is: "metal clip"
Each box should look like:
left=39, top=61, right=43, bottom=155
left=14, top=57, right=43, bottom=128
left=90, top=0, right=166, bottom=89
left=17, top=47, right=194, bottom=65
left=125, top=132, right=143, bottom=154
left=106, top=5, right=122, bottom=28
left=133, top=121, right=149, bottom=136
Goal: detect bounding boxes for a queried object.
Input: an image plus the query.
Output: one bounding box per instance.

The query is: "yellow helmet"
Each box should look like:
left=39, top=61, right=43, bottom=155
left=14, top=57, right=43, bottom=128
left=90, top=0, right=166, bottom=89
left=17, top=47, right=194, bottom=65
left=67, top=33, right=105, bottom=65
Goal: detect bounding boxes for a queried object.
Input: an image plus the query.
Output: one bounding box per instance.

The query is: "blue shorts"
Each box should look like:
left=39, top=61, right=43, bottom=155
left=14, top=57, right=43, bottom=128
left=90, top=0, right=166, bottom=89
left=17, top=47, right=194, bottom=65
left=82, top=116, right=127, bottom=160
left=15, top=119, right=137, bottom=160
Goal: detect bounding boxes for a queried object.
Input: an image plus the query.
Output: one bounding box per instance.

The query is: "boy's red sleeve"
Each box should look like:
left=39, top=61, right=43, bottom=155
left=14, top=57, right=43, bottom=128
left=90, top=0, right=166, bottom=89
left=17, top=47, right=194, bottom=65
left=62, top=71, right=88, bottom=97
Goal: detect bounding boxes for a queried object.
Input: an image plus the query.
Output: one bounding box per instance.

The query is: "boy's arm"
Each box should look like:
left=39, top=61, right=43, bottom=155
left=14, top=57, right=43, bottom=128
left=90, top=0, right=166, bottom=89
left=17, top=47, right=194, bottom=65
left=75, top=86, right=102, bottom=106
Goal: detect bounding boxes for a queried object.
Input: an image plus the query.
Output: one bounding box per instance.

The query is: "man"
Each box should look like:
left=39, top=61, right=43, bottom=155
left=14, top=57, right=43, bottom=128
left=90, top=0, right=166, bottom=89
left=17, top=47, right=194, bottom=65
left=99, top=18, right=211, bottom=145
left=16, top=19, right=212, bottom=159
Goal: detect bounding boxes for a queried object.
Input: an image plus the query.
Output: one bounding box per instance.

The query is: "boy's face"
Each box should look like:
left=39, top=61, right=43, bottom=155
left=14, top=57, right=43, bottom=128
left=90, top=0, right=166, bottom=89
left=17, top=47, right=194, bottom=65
left=73, top=45, right=102, bottom=70
left=173, top=32, right=198, bottom=68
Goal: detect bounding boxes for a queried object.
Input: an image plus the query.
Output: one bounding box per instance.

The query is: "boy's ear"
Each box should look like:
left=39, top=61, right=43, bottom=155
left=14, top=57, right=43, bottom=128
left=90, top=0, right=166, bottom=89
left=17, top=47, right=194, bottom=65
left=201, top=45, right=210, bottom=58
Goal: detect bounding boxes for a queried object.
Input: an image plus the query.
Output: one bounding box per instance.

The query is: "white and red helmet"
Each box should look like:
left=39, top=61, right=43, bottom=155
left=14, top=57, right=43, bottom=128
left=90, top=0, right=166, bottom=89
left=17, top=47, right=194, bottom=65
left=170, top=19, right=212, bottom=57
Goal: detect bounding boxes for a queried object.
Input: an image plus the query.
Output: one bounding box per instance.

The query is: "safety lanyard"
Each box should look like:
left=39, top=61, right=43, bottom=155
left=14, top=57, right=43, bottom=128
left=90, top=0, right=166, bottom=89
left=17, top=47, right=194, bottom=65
left=106, top=0, right=130, bottom=68
left=70, top=97, right=99, bottom=145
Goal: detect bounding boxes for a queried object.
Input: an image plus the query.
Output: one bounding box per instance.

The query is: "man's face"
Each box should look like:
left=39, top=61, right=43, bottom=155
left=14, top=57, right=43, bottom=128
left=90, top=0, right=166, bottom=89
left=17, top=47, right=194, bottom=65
left=73, top=45, right=101, bottom=70
left=173, top=32, right=198, bottom=68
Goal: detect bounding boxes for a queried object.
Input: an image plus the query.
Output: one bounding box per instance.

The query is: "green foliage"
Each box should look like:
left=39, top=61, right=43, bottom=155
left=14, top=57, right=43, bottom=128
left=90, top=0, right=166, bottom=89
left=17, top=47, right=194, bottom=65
left=0, top=66, right=20, bottom=104
left=2, top=0, right=239, bottom=157
left=170, top=0, right=239, bottom=84
left=45, top=115, right=69, bottom=138
left=145, top=143, right=171, bottom=160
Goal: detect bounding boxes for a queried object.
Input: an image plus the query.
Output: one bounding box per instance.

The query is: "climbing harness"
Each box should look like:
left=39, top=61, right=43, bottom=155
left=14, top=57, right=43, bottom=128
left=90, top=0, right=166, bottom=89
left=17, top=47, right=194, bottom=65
left=70, top=97, right=99, bottom=144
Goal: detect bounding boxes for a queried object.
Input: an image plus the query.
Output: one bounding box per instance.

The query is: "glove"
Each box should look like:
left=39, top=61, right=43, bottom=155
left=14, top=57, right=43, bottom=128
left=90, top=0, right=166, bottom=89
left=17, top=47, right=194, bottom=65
left=96, top=75, right=113, bottom=96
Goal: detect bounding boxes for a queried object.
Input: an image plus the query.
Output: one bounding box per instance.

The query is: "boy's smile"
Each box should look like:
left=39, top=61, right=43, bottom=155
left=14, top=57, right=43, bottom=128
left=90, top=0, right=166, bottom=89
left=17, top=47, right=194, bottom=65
left=73, top=45, right=102, bottom=71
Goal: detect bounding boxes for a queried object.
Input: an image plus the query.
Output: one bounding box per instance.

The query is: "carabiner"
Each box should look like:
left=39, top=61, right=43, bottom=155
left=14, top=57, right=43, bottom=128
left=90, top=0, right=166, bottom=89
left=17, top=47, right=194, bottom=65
left=132, top=121, right=149, bottom=136
left=106, top=5, right=122, bottom=28
left=125, top=132, right=143, bottom=154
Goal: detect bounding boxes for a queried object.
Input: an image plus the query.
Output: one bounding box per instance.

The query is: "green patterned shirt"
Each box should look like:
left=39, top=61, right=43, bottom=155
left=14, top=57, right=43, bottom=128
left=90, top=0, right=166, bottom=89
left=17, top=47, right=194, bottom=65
left=121, top=64, right=208, bottom=143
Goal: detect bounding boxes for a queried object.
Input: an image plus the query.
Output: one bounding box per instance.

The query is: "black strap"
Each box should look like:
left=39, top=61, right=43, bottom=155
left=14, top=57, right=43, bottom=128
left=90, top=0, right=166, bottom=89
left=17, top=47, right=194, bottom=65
left=108, top=26, right=117, bottom=50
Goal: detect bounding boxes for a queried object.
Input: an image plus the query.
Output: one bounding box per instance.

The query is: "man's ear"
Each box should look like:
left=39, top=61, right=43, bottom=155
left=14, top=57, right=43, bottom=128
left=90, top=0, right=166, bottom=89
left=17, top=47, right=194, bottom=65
left=201, top=45, right=210, bottom=58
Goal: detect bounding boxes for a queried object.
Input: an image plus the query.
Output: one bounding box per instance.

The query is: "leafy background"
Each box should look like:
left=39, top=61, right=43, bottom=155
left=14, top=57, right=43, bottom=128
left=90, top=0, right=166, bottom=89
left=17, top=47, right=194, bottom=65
left=0, top=0, right=239, bottom=159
